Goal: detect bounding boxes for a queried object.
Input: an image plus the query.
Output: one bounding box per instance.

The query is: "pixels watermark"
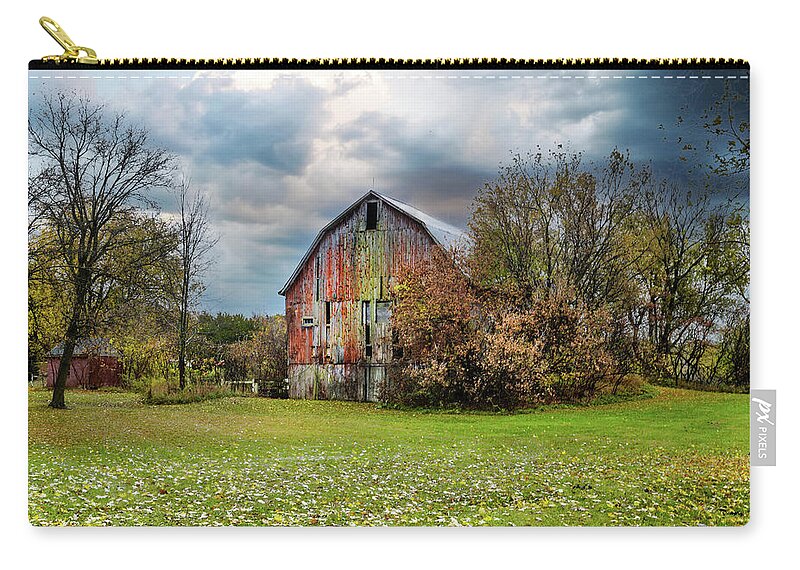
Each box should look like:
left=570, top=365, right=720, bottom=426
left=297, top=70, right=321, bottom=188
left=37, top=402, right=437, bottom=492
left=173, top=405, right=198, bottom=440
left=751, top=390, right=776, bottom=466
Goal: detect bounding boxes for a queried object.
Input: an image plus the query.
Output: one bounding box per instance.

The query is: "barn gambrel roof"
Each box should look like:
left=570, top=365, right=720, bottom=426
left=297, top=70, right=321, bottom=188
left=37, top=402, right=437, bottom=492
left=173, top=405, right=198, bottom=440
left=48, top=338, right=121, bottom=358
left=278, top=190, right=467, bottom=296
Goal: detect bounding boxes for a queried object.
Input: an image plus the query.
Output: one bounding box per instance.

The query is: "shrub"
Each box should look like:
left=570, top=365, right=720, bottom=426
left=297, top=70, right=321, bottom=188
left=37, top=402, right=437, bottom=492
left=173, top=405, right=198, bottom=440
left=386, top=251, right=620, bottom=410
left=384, top=248, right=486, bottom=408
left=483, top=294, right=617, bottom=405
left=131, top=374, right=236, bottom=405
left=225, top=315, right=288, bottom=398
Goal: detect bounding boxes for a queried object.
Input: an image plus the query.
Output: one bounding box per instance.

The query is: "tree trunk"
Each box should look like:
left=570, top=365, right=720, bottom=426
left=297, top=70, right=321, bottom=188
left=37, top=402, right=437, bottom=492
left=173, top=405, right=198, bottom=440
left=49, top=324, right=77, bottom=409
left=178, top=337, right=186, bottom=390
left=50, top=268, right=89, bottom=409
left=178, top=282, right=189, bottom=390
left=178, top=305, right=187, bottom=389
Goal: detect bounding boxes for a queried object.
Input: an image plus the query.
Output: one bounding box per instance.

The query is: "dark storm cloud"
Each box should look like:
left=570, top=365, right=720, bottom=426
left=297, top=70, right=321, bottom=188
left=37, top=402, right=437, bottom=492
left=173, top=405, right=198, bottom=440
left=384, top=164, right=493, bottom=227
left=598, top=74, right=749, bottom=199
left=330, top=73, right=748, bottom=229
left=129, top=76, right=328, bottom=175
left=192, top=84, right=326, bottom=174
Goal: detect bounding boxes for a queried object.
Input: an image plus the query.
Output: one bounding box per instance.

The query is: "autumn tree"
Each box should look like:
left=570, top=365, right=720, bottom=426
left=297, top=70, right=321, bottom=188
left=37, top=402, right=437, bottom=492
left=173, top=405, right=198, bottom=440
left=644, top=80, right=750, bottom=386
left=28, top=233, right=70, bottom=382
left=28, top=91, right=175, bottom=408
left=469, top=148, right=570, bottom=302
left=388, top=247, right=482, bottom=406
left=470, top=148, right=641, bottom=310
left=702, top=82, right=750, bottom=386
left=629, top=179, right=748, bottom=384
left=101, top=219, right=180, bottom=386
left=672, top=80, right=750, bottom=181
left=28, top=216, right=177, bottom=386
left=388, top=247, right=619, bottom=409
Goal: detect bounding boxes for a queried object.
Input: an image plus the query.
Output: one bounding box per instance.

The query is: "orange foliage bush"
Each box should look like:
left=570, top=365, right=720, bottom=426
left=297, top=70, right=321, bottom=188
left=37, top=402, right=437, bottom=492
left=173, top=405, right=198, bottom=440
left=386, top=250, right=619, bottom=409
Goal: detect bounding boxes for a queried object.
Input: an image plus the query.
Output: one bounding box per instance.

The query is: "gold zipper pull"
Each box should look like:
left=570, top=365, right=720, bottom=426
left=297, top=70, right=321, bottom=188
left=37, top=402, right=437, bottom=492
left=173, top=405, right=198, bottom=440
left=39, top=16, right=98, bottom=64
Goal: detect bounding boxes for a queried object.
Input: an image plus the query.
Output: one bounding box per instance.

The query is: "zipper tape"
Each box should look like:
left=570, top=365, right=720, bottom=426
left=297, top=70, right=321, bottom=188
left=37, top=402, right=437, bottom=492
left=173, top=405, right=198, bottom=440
left=29, top=57, right=749, bottom=70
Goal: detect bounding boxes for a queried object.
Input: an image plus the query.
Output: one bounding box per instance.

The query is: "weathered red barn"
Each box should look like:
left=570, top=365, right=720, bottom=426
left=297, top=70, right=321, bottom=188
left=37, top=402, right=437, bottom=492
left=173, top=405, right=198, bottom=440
left=46, top=338, right=123, bottom=389
left=279, top=190, right=465, bottom=401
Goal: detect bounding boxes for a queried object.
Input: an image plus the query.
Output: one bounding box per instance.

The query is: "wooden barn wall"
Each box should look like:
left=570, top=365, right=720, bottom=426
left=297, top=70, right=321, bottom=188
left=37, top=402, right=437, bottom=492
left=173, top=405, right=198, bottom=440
left=288, top=363, right=386, bottom=402
left=46, top=356, right=122, bottom=388
left=284, top=199, right=436, bottom=400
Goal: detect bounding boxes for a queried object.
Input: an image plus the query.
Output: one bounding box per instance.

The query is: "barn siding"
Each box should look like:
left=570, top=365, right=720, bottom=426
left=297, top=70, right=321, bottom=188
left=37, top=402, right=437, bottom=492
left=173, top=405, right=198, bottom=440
left=284, top=197, right=436, bottom=401
left=46, top=356, right=122, bottom=388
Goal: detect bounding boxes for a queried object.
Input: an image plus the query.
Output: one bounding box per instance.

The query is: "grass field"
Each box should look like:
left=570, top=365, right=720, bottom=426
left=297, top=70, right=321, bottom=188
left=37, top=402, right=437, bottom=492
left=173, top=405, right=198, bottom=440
left=28, top=387, right=749, bottom=526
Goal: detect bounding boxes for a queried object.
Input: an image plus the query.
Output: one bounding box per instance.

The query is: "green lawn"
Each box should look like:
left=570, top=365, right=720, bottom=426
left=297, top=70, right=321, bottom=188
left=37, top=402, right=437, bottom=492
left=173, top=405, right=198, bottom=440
left=28, top=387, right=749, bottom=526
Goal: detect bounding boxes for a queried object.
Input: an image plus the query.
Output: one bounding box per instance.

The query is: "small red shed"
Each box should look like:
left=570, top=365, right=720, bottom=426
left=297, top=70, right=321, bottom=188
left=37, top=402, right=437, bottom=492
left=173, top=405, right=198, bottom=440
left=46, top=338, right=123, bottom=389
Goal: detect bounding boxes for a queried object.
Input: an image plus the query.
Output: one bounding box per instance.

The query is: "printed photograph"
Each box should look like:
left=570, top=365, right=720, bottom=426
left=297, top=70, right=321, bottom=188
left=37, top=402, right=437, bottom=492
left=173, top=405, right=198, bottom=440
left=27, top=67, right=750, bottom=526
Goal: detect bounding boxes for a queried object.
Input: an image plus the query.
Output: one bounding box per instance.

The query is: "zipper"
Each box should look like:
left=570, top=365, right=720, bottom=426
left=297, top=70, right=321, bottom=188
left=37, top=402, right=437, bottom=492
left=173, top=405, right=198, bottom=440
left=31, top=16, right=749, bottom=70
left=38, top=17, right=98, bottom=65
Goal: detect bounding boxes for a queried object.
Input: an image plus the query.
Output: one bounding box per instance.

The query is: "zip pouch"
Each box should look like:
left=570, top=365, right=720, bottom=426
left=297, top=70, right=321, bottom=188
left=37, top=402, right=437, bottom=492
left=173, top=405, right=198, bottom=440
left=28, top=17, right=750, bottom=527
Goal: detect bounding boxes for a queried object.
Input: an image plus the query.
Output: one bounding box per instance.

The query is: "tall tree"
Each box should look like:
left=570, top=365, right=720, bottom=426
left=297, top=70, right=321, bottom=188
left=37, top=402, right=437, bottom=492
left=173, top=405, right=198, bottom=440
left=630, top=180, right=747, bottom=383
left=171, top=178, right=217, bottom=390
left=469, top=148, right=641, bottom=309
left=469, top=148, right=569, bottom=301
left=652, top=80, right=750, bottom=384
left=28, top=91, right=174, bottom=408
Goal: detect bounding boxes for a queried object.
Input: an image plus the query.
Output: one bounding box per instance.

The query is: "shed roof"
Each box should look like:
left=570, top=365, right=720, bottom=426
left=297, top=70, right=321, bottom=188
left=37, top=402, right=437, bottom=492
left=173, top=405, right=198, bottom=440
left=278, top=190, right=468, bottom=296
left=48, top=338, right=121, bottom=358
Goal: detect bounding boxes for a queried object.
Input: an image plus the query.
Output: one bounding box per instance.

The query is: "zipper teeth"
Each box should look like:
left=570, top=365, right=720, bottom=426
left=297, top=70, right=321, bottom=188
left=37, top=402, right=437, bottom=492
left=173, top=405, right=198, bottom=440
left=30, top=57, right=749, bottom=69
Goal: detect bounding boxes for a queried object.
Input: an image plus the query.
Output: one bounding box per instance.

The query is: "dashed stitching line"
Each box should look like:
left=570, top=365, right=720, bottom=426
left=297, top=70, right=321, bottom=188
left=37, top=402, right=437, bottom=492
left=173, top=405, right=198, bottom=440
left=29, top=74, right=750, bottom=80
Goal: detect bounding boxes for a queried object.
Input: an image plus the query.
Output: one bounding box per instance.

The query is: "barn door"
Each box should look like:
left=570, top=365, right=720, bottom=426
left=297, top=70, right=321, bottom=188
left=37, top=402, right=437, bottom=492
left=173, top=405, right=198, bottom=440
left=362, top=365, right=383, bottom=402
left=362, top=365, right=371, bottom=402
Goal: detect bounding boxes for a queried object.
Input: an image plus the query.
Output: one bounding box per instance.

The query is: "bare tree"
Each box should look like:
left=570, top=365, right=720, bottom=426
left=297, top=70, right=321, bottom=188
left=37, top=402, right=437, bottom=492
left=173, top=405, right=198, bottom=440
left=469, top=148, right=641, bottom=309
left=28, top=91, right=174, bottom=408
left=171, top=178, right=218, bottom=390
left=469, top=148, right=573, bottom=302
left=630, top=179, right=747, bottom=384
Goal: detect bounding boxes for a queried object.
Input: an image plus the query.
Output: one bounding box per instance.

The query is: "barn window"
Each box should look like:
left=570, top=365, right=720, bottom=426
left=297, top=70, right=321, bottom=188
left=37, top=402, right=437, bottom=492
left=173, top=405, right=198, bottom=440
left=376, top=301, right=391, bottom=323
left=302, top=316, right=314, bottom=327
left=366, top=201, right=378, bottom=230
left=362, top=300, right=372, bottom=358
left=324, top=301, right=332, bottom=362
left=314, top=255, right=321, bottom=301
left=379, top=275, right=389, bottom=299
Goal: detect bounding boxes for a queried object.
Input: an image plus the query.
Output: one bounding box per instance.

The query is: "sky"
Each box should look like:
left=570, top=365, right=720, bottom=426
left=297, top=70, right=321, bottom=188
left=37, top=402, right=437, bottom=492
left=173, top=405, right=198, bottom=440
left=28, top=68, right=749, bottom=315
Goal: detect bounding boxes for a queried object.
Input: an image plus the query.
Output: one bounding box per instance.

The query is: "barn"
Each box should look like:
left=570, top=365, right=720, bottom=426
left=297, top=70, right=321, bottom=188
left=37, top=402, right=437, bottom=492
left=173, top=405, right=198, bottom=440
left=279, top=190, right=466, bottom=401
left=46, top=338, right=123, bottom=389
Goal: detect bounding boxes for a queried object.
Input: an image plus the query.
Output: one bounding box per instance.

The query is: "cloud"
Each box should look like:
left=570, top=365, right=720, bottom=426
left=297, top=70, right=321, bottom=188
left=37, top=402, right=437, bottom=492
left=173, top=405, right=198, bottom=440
left=29, top=69, right=749, bottom=315
left=191, top=83, right=326, bottom=174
